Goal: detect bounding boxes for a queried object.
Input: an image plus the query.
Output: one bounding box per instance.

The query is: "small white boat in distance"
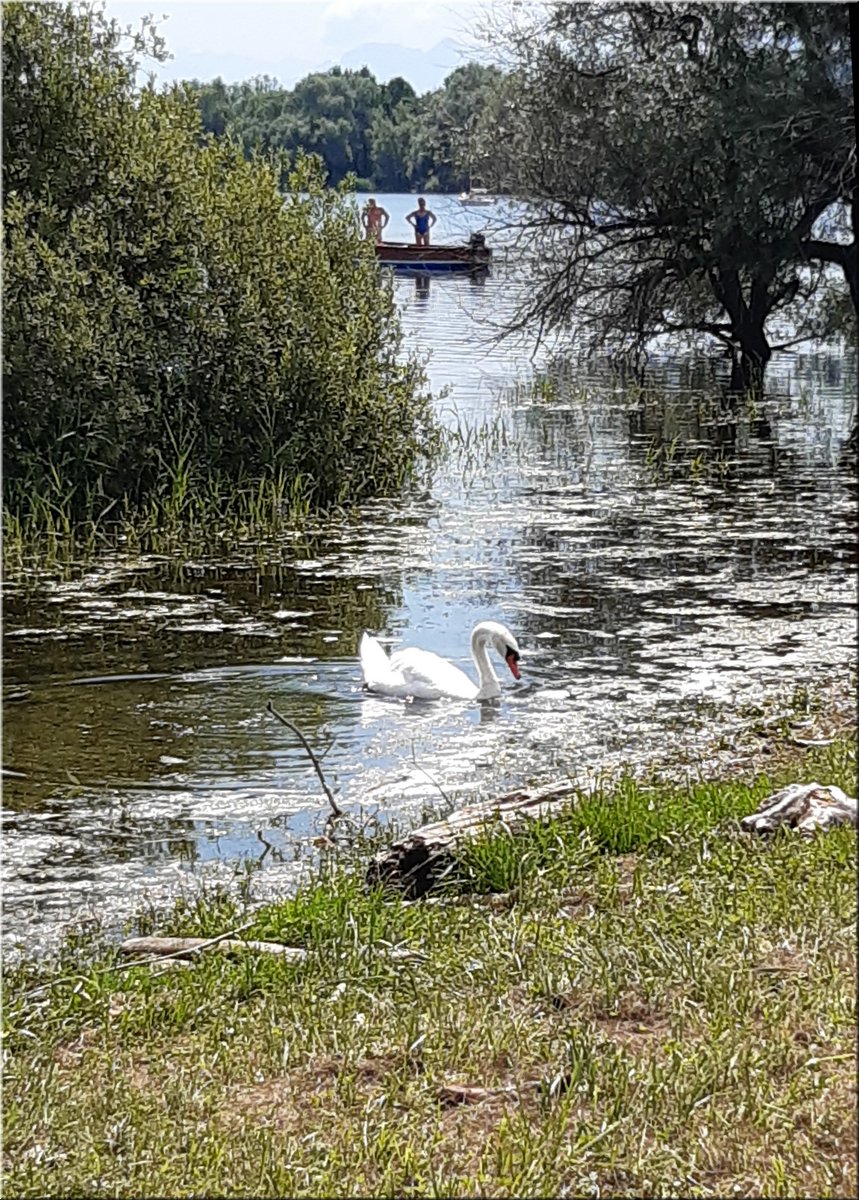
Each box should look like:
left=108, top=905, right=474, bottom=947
left=458, top=187, right=495, bottom=207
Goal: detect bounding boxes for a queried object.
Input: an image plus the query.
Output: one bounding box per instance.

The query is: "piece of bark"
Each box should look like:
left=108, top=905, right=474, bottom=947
left=740, top=782, right=857, bottom=836
left=367, top=780, right=580, bottom=897
left=119, top=936, right=307, bottom=961
left=437, top=1083, right=518, bottom=1106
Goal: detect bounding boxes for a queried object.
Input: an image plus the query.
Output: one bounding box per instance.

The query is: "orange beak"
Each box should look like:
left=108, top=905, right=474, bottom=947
left=506, top=651, right=521, bottom=680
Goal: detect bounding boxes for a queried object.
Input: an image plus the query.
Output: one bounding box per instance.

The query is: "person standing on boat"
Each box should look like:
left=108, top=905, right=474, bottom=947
left=406, top=197, right=437, bottom=246
left=362, top=198, right=390, bottom=242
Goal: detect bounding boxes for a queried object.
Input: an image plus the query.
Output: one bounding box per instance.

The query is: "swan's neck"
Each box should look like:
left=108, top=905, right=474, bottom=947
left=471, top=630, right=500, bottom=700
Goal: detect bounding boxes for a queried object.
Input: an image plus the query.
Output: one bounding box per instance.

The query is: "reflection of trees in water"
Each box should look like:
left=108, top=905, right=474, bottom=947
left=1, top=800, right=305, bottom=910
left=4, top=551, right=405, bottom=682
left=6, top=808, right=202, bottom=867
left=2, top=546, right=412, bottom=878
left=516, top=350, right=855, bottom=489
left=3, top=494, right=452, bottom=917
left=2, top=680, right=333, bottom=882
left=495, top=352, right=857, bottom=654
left=507, top=513, right=856, bottom=679
left=4, top=629, right=377, bottom=791
left=638, top=350, right=856, bottom=479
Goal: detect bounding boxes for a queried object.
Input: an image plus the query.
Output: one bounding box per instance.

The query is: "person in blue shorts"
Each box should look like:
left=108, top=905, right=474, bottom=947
left=406, top=197, right=437, bottom=246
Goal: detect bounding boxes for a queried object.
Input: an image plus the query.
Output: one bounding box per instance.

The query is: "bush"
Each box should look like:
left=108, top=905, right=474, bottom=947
left=2, top=1, right=436, bottom=525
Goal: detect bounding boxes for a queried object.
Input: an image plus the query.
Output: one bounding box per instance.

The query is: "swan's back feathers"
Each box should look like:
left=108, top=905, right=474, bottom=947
left=389, top=647, right=477, bottom=701
left=359, top=623, right=520, bottom=701
left=360, top=632, right=479, bottom=700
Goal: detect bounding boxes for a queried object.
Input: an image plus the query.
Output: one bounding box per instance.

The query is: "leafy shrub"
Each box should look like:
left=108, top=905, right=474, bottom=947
left=2, top=1, right=436, bottom=525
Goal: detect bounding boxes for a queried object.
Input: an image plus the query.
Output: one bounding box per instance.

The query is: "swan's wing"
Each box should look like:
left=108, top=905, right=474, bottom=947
left=388, top=647, right=477, bottom=700
left=359, top=633, right=404, bottom=693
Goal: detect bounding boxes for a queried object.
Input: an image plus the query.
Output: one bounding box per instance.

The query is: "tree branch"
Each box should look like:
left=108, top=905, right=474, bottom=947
left=266, top=701, right=343, bottom=818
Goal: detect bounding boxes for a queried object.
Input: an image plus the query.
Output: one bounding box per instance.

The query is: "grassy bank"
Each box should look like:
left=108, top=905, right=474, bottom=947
left=2, top=734, right=856, bottom=1198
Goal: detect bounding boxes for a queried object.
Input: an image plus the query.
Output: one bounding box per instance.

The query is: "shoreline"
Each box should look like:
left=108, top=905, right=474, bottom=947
left=3, top=668, right=856, bottom=966
left=3, top=700, right=856, bottom=1197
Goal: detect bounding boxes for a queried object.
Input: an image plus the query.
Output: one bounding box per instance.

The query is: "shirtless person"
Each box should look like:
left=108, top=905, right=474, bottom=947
left=362, top=198, right=389, bottom=243
left=406, top=197, right=437, bottom=246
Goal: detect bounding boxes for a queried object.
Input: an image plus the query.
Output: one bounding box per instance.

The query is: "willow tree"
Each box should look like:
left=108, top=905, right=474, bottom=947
left=479, top=1, right=855, bottom=392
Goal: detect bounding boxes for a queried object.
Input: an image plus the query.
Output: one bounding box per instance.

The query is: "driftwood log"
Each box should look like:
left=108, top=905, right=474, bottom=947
left=118, top=936, right=427, bottom=964
left=740, top=782, right=857, bottom=836
left=119, top=936, right=307, bottom=961
left=367, top=780, right=582, bottom=898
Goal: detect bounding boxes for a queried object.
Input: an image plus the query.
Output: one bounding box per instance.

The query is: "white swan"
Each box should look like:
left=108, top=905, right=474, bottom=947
left=359, top=621, right=521, bottom=701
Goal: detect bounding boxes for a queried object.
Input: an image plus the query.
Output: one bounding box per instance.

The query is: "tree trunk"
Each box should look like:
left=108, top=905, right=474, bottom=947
left=851, top=2, right=859, bottom=318
left=730, top=336, right=771, bottom=398
left=713, top=267, right=772, bottom=400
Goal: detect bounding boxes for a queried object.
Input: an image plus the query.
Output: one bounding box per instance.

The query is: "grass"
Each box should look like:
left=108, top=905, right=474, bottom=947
left=2, top=419, right=445, bottom=575
left=2, top=735, right=856, bottom=1198
left=1, top=475, right=301, bottom=574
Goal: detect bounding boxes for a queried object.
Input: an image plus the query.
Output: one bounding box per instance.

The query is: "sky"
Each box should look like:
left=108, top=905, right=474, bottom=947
left=105, top=0, right=489, bottom=94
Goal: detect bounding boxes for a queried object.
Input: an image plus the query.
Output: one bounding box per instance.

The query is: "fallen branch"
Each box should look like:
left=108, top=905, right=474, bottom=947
left=367, top=779, right=582, bottom=897
left=411, top=739, right=450, bottom=805
left=266, top=701, right=343, bottom=818
left=118, top=935, right=307, bottom=962
left=20, top=920, right=259, bottom=998
left=437, top=1082, right=519, bottom=1106
left=367, top=774, right=859, bottom=897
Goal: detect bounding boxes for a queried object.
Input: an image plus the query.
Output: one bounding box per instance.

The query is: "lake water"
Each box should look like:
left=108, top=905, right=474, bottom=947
left=3, top=194, right=857, bottom=957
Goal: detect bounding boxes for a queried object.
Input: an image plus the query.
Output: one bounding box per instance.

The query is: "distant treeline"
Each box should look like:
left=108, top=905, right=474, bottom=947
left=185, top=63, right=503, bottom=192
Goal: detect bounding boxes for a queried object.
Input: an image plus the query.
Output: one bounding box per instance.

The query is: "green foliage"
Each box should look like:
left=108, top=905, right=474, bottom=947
left=188, top=63, right=505, bottom=192
left=458, top=735, right=857, bottom=893
left=2, top=1, right=437, bottom=529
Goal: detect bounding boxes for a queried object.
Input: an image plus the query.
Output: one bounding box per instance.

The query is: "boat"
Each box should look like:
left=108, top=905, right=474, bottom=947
left=457, top=187, right=496, bottom=207
left=375, top=233, right=491, bottom=274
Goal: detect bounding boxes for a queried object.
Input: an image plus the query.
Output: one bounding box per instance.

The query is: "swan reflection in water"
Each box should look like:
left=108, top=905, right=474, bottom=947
left=477, top=699, right=502, bottom=725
